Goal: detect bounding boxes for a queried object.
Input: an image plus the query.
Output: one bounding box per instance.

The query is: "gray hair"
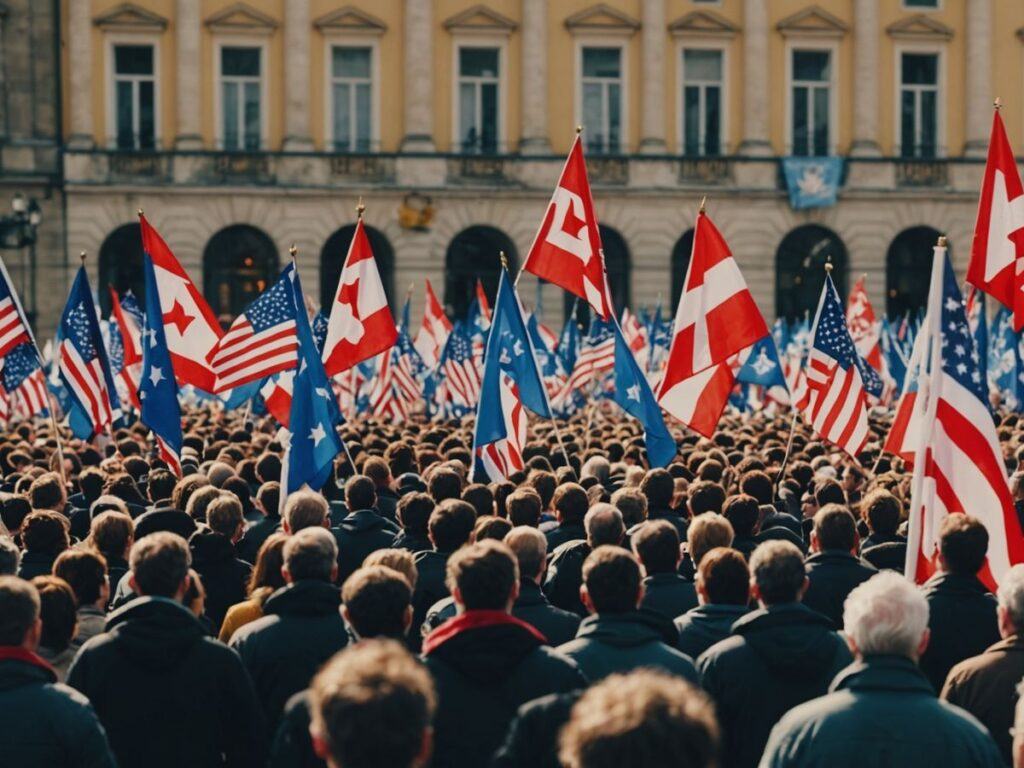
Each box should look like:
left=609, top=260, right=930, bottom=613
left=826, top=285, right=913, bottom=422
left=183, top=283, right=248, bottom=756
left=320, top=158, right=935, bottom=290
left=843, top=571, right=929, bottom=658
left=0, top=536, right=20, bottom=576
left=998, top=564, right=1024, bottom=630
left=585, top=503, right=625, bottom=547
left=580, top=456, right=611, bottom=484
left=749, top=540, right=805, bottom=605
left=283, top=490, right=329, bottom=533
left=284, top=527, right=338, bottom=582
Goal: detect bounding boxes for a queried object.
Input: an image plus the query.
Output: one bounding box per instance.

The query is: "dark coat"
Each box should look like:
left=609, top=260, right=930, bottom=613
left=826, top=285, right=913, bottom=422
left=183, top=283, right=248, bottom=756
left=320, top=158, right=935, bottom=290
left=920, top=572, right=1000, bottom=692
left=513, top=579, right=581, bottom=646
left=67, top=596, right=265, bottom=768
left=69, top=506, right=93, bottom=541
left=269, top=691, right=323, bottom=768
left=229, top=580, right=348, bottom=729
left=133, top=506, right=196, bottom=541
left=492, top=690, right=581, bottom=768
left=757, top=525, right=809, bottom=554
left=674, top=603, right=749, bottom=659
left=647, top=507, right=689, bottom=541
left=392, top=529, right=432, bottom=553
left=697, top=602, right=853, bottom=768
left=237, top=515, right=281, bottom=564
left=731, top=535, right=759, bottom=561
left=189, top=530, right=252, bottom=632
left=861, top=540, right=908, bottom=572
left=942, top=635, right=1024, bottom=765
left=333, top=508, right=401, bottom=584
left=802, top=550, right=876, bottom=629
left=543, top=520, right=586, bottom=551
left=411, top=549, right=452, bottom=651
left=104, top=556, right=129, bottom=610
left=640, top=573, right=698, bottom=621
left=376, top=487, right=400, bottom=522
left=423, top=610, right=585, bottom=768
left=0, top=647, right=116, bottom=768
left=761, top=655, right=1004, bottom=768
left=542, top=539, right=590, bottom=616
left=761, top=509, right=804, bottom=537
left=16, top=551, right=56, bottom=580
left=558, top=611, right=698, bottom=683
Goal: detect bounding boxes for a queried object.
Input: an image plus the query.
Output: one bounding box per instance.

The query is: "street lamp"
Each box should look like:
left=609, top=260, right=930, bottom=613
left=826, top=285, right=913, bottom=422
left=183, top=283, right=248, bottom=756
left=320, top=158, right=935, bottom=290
left=0, top=193, right=43, bottom=325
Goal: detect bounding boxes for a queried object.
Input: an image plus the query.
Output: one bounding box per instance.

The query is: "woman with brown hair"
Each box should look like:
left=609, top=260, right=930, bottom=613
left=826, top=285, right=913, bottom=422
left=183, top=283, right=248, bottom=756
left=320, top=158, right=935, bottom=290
left=217, top=532, right=288, bottom=643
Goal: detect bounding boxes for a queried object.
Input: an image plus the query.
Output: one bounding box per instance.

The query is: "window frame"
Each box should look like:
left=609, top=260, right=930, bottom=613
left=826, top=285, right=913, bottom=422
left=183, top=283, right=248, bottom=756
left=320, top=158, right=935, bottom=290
left=105, top=34, right=161, bottom=151
left=894, top=44, right=945, bottom=158
left=901, top=0, right=940, bottom=10
left=451, top=39, right=507, bottom=155
left=213, top=37, right=269, bottom=151
left=325, top=37, right=381, bottom=153
left=784, top=41, right=838, bottom=156
left=677, top=42, right=727, bottom=157
left=574, top=39, right=628, bottom=154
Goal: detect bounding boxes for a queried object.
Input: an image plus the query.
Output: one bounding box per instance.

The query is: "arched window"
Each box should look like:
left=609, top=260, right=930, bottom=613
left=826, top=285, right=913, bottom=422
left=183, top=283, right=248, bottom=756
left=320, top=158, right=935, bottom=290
left=98, top=223, right=145, bottom=317
left=671, top=229, right=695, bottom=308
left=563, top=224, right=631, bottom=324
left=775, top=225, right=848, bottom=321
left=444, top=226, right=518, bottom=320
left=202, top=225, right=279, bottom=326
left=887, top=226, right=945, bottom=318
left=319, top=224, right=395, bottom=312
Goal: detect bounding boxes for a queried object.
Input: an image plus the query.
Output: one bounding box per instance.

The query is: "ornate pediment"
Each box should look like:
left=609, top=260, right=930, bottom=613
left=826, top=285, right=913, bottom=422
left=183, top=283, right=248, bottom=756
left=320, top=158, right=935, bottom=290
left=94, top=3, right=168, bottom=32
left=313, top=6, right=387, bottom=36
left=565, top=4, right=641, bottom=36
left=205, top=3, right=279, bottom=35
left=668, top=10, right=739, bottom=40
left=886, top=14, right=953, bottom=41
left=443, top=5, right=517, bottom=35
left=776, top=6, right=849, bottom=39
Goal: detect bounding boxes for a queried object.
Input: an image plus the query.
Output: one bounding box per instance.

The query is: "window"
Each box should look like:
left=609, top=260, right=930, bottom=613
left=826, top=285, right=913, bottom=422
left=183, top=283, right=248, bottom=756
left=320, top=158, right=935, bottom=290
left=112, top=45, right=156, bottom=150
left=220, top=46, right=262, bottom=151
left=790, top=50, right=831, bottom=156
left=330, top=46, right=373, bottom=152
left=900, top=52, right=939, bottom=158
left=457, top=47, right=500, bottom=154
left=682, top=49, right=722, bottom=156
left=581, top=47, right=622, bottom=154
left=903, top=0, right=938, bottom=8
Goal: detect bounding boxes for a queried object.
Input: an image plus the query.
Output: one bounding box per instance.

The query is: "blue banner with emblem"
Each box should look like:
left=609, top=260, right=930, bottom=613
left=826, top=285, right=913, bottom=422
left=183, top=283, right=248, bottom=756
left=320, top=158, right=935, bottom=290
left=781, top=157, right=844, bottom=210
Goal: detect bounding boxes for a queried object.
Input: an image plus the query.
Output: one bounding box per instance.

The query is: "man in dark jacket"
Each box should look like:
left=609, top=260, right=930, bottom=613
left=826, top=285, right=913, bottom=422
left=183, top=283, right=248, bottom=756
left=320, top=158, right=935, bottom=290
left=230, top=527, right=348, bottom=729
left=0, top=576, right=116, bottom=767
left=920, top=514, right=1000, bottom=692
left=332, top=475, right=400, bottom=584
left=423, top=540, right=585, bottom=768
left=392, top=491, right=434, bottom=553
left=190, top=495, right=252, bottom=632
left=505, top=526, right=580, bottom=645
left=67, top=532, right=266, bottom=768
left=942, top=563, right=1024, bottom=765
left=558, top=546, right=698, bottom=682
left=544, top=503, right=625, bottom=616
left=633, top=519, right=697, bottom=620
left=761, top=571, right=1002, bottom=768
left=639, top=468, right=695, bottom=540
left=236, top=482, right=281, bottom=564
left=362, top=456, right=400, bottom=522
left=676, top=547, right=750, bottom=659
left=543, top=482, right=588, bottom=550
left=859, top=489, right=907, bottom=571
left=698, top=540, right=852, bottom=768
left=802, top=504, right=876, bottom=628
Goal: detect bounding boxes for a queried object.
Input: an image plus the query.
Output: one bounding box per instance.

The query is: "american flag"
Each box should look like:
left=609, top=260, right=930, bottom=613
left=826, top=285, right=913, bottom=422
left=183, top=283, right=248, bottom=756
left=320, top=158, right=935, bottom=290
left=476, top=372, right=527, bottom=480
left=552, top=317, right=615, bottom=409
left=796, top=273, right=871, bottom=458
left=109, top=289, right=144, bottom=410
left=370, top=348, right=412, bottom=423
left=209, top=267, right=299, bottom=393
left=440, top=326, right=482, bottom=408
left=3, top=342, right=47, bottom=418
left=0, top=260, right=30, bottom=357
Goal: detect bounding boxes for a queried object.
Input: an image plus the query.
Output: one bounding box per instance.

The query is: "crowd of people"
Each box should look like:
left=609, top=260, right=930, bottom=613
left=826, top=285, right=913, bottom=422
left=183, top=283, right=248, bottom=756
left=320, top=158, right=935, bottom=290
left=1, top=403, right=1024, bottom=767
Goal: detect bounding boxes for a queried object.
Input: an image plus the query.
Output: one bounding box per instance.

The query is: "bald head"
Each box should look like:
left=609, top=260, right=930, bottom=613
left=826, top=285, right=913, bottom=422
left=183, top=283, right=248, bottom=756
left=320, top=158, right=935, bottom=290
left=504, top=526, right=547, bottom=583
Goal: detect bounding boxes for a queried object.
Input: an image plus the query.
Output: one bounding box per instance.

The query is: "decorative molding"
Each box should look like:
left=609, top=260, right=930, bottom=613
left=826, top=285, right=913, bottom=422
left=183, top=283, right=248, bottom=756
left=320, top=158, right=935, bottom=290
left=565, top=4, right=641, bottom=36
left=94, top=3, right=169, bottom=32
left=776, top=6, right=849, bottom=39
left=668, top=10, right=740, bottom=40
left=886, top=14, right=953, bottom=41
left=205, top=3, right=278, bottom=35
left=313, top=6, right=387, bottom=36
left=443, top=5, right=518, bottom=35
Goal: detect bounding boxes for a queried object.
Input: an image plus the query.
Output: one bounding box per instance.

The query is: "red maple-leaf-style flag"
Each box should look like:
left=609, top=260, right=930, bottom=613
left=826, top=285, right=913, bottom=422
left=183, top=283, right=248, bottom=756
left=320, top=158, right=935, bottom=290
left=657, top=207, right=769, bottom=436
left=322, top=217, right=397, bottom=377
left=138, top=212, right=223, bottom=392
left=522, top=134, right=611, bottom=320
left=966, top=106, right=1024, bottom=330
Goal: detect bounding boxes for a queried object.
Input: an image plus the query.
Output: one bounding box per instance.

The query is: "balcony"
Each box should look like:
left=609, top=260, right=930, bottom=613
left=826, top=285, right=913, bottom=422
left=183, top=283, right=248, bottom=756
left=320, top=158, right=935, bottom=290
left=894, top=158, right=949, bottom=188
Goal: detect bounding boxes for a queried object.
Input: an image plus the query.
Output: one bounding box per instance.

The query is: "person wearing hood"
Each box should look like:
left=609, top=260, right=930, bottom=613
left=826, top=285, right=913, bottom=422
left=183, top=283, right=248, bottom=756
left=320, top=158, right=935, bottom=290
left=423, top=540, right=585, bottom=768
left=698, top=540, right=852, bottom=768
left=761, top=572, right=1003, bottom=768
left=66, top=532, right=266, bottom=768
left=190, top=495, right=252, bottom=633
left=557, top=546, right=697, bottom=682
left=633, top=519, right=697, bottom=621
left=676, top=547, right=750, bottom=659
left=0, top=576, right=116, bottom=767
left=230, top=527, right=348, bottom=731
left=802, top=505, right=876, bottom=629
left=332, top=475, right=400, bottom=585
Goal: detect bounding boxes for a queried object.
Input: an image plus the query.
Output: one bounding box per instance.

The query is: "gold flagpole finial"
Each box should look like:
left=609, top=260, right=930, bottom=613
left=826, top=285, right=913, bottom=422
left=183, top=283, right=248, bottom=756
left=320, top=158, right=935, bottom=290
left=699, top=196, right=707, bottom=214
left=575, top=125, right=583, bottom=136
left=995, top=97, right=1003, bottom=111
left=289, top=244, right=298, bottom=261
left=824, top=258, right=833, bottom=274
left=356, top=197, right=365, bottom=218
left=136, top=208, right=144, bottom=218
left=79, top=251, right=87, bottom=265
left=938, top=235, right=948, bottom=248
left=500, top=250, right=508, bottom=270
left=406, top=282, right=414, bottom=300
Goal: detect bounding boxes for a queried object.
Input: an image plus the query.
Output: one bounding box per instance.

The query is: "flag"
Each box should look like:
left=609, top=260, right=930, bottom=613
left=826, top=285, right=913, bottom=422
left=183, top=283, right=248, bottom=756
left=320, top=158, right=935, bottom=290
left=322, top=218, right=397, bottom=376
left=139, top=253, right=183, bottom=476
left=552, top=316, right=615, bottom=411
left=523, top=134, right=611, bottom=319
left=846, top=276, right=883, bottom=372
left=989, top=307, right=1024, bottom=408
left=657, top=209, right=770, bottom=437
left=58, top=267, right=121, bottom=439
left=966, top=107, right=1024, bottom=331
left=109, top=288, right=144, bottom=409
left=0, top=259, right=30, bottom=358
left=439, top=325, right=482, bottom=409
left=612, top=321, right=676, bottom=467
left=906, top=241, right=1024, bottom=590
left=966, top=286, right=989, bottom=393
left=208, top=266, right=299, bottom=393
left=139, top=213, right=223, bottom=392
left=475, top=279, right=492, bottom=323
left=311, top=311, right=329, bottom=353
left=558, top=301, right=580, bottom=372
left=413, top=279, right=452, bottom=367
left=621, top=307, right=649, bottom=371
left=2, top=343, right=47, bottom=418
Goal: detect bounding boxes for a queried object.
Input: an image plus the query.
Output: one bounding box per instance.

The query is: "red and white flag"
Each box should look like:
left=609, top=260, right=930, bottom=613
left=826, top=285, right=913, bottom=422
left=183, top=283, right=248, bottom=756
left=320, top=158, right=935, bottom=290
left=846, top=276, right=883, bottom=372
left=966, top=108, right=1024, bottom=330
left=322, top=218, right=397, bottom=376
left=413, top=279, right=452, bottom=367
left=475, top=373, right=528, bottom=481
left=523, top=135, right=611, bottom=320
left=476, top=279, right=492, bottom=323
left=657, top=209, right=769, bottom=437
left=139, top=213, right=223, bottom=392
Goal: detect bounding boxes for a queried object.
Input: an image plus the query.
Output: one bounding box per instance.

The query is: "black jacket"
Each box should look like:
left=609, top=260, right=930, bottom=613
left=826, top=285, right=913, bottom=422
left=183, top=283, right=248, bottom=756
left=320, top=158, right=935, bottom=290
left=920, top=572, right=1000, bottom=693
left=674, top=603, right=749, bottom=660
left=230, top=580, right=348, bottom=729
left=412, top=550, right=453, bottom=650
left=133, top=506, right=197, bottom=541
left=17, top=551, right=56, bottom=580
left=0, top=647, right=116, bottom=768
left=237, top=515, right=281, bottom=564
left=542, top=539, right=590, bottom=616
left=513, top=579, right=581, bottom=645
left=802, top=550, right=876, bottom=629
left=543, top=520, right=586, bottom=551
left=376, top=488, right=400, bottom=522
left=761, top=656, right=1003, bottom=768
left=189, top=530, right=252, bottom=633
left=558, top=611, right=698, bottom=683
left=647, top=507, right=689, bottom=541
left=67, top=596, right=265, bottom=768
left=697, top=602, right=853, bottom=768
left=69, top=506, right=93, bottom=542
left=270, top=691, right=323, bottom=768
left=640, top=573, right=698, bottom=621
left=333, top=508, right=401, bottom=584
left=392, top=529, right=432, bottom=553
left=493, top=690, right=581, bottom=768
left=862, top=540, right=908, bottom=572
left=423, top=610, right=585, bottom=768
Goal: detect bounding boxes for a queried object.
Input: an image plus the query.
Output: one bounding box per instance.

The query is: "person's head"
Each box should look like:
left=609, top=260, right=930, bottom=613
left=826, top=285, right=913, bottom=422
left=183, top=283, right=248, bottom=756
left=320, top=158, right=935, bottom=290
left=503, top=526, right=547, bottom=584
left=428, top=499, right=476, bottom=553
left=147, top=469, right=177, bottom=504
left=748, top=541, right=807, bottom=607
left=206, top=495, right=244, bottom=542
left=687, top=513, right=734, bottom=566
left=632, top=520, right=680, bottom=576
left=558, top=670, right=719, bottom=768
left=53, top=549, right=108, bottom=609
left=687, top=480, right=726, bottom=516
left=0, top=576, right=41, bottom=649
left=506, top=488, right=543, bottom=527
left=342, top=565, right=413, bottom=640
left=462, top=484, right=494, bottom=519
left=997, top=564, right=1024, bottom=639
left=814, top=477, right=845, bottom=507
left=363, top=549, right=418, bottom=591
left=739, top=471, right=774, bottom=506
left=939, top=514, right=989, bottom=576
left=553, top=483, right=589, bottom=526
left=78, top=467, right=106, bottom=503
left=248, top=533, right=289, bottom=596
left=185, top=485, right=221, bottom=523
left=28, top=472, right=66, bottom=513
left=309, top=639, right=436, bottom=768
left=171, top=474, right=210, bottom=515
left=584, top=503, right=625, bottom=548
left=128, top=532, right=192, bottom=600
left=0, top=536, right=20, bottom=576
left=428, top=469, right=462, bottom=503
left=256, top=482, right=281, bottom=519
left=362, top=456, right=393, bottom=490
left=843, top=571, right=930, bottom=661
left=345, top=475, right=377, bottom=511
left=581, top=546, right=642, bottom=615
left=21, top=510, right=70, bottom=557
left=446, top=540, right=519, bottom=612
left=30, top=576, right=77, bottom=653
left=1015, top=678, right=1024, bottom=768
left=283, top=490, right=330, bottom=534
left=696, top=547, right=749, bottom=607
left=0, top=495, right=31, bottom=533
left=811, top=504, right=858, bottom=554
left=283, top=527, right=339, bottom=584
left=611, top=487, right=647, bottom=528
left=88, top=511, right=133, bottom=562
left=397, top=492, right=434, bottom=537
left=640, top=469, right=675, bottom=511
left=722, top=494, right=760, bottom=538
left=861, top=489, right=903, bottom=537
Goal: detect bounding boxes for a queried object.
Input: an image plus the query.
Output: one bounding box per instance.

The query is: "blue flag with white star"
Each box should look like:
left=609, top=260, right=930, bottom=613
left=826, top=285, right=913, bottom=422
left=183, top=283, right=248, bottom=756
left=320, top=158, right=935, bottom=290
left=736, top=336, right=788, bottom=390
left=990, top=307, right=1024, bottom=408
left=140, top=255, right=183, bottom=474
left=612, top=321, right=676, bottom=467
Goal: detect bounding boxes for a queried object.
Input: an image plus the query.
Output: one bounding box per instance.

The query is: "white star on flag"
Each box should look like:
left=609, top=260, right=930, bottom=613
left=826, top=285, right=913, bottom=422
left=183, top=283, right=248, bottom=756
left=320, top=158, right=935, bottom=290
left=627, top=384, right=640, bottom=402
left=310, top=423, right=327, bottom=447
left=148, top=366, right=164, bottom=386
